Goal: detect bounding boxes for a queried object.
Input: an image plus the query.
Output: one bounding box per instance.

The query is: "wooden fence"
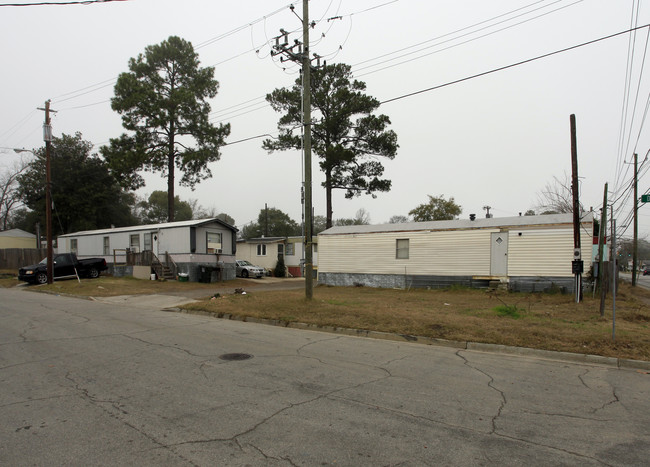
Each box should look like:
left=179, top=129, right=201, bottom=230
left=0, top=248, right=45, bottom=270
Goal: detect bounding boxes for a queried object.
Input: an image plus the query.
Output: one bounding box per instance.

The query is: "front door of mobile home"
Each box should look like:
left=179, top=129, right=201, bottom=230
left=490, top=232, right=508, bottom=276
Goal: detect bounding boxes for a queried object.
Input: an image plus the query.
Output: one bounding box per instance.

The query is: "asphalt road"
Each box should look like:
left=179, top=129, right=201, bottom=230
left=1, top=288, right=649, bottom=466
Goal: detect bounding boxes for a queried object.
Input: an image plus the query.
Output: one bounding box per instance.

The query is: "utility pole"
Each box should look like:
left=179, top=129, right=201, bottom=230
left=38, top=100, right=55, bottom=284
left=264, top=203, right=268, bottom=237
left=612, top=218, right=617, bottom=341
left=632, top=153, right=638, bottom=286
left=302, top=0, right=313, bottom=300
left=570, top=114, right=582, bottom=303
left=598, top=183, right=607, bottom=317
left=271, top=1, right=315, bottom=299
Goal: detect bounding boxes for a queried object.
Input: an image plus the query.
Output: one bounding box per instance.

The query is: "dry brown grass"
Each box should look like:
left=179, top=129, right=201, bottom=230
left=2, top=270, right=649, bottom=361
left=183, top=283, right=650, bottom=361
left=0, top=273, right=252, bottom=297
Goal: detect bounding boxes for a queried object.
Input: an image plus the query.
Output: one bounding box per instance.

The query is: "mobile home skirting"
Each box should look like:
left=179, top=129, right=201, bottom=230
left=317, top=272, right=576, bottom=293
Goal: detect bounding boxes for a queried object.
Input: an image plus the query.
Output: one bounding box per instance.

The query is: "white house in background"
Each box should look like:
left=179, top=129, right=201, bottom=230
left=0, top=228, right=37, bottom=249
left=285, top=236, right=318, bottom=277
left=57, top=218, right=238, bottom=282
left=317, top=213, right=594, bottom=293
left=236, top=236, right=318, bottom=277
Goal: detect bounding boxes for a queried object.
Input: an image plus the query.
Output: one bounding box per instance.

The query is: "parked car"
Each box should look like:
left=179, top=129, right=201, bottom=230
left=236, top=260, right=265, bottom=278
left=18, top=253, right=108, bottom=285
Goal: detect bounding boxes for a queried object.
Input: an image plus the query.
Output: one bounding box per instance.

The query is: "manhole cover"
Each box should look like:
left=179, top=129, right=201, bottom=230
left=219, top=353, right=253, bottom=361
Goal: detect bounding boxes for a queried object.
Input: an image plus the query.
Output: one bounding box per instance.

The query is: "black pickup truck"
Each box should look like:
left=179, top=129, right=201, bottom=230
left=18, top=253, right=108, bottom=285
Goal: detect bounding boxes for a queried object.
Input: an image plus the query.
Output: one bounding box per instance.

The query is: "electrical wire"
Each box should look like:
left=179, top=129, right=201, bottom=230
left=379, top=24, right=650, bottom=105
left=0, top=109, right=38, bottom=142
left=352, top=0, right=560, bottom=70
left=614, top=0, right=640, bottom=191
left=57, top=99, right=111, bottom=111
left=355, top=0, right=584, bottom=78
left=623, top=18, right=649, bottom=158
left=195, top=3, right=292, bottom=50
left=48, top=3, right=294, bottom=107
left=0, top=0, right=128, bottom=6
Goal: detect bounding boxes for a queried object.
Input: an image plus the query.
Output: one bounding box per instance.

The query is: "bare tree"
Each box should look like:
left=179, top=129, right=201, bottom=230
left=335, top=208, right=372, bottom=226
left=535, top=173, right=584, bottom=215
left=0, top=155, right=31, bottom=230
left=389, top=215, right=410, bottom=224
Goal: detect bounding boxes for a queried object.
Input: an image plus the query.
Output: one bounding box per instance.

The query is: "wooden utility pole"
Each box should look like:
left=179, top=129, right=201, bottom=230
left=598, top=183, right=607, bottom=317
left=612, top=218, right=617, bottom=341
left=38, top=100, right=54, bottom=284
left=570, top=114, right=582, bottom=302
left=302, top=0, right=314, bottom=300
left=632, top=153, right=638, bottom=286
left=270, top=2, right=314, bottom=299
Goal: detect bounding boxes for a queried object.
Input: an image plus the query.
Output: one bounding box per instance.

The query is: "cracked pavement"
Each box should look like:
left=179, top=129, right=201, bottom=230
left=1, top=288, right=648, bottom=466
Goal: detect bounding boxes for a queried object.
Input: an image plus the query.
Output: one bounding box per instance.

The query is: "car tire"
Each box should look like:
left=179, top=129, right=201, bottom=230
left=36, top=272, right=48, bottom=285
left=88, top=267, right=99, bottom=279
left=242, top=270, right=249, bottom=278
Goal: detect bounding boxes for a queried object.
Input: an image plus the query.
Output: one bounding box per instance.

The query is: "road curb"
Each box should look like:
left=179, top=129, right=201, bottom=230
left=173, top=307, right=650, bottom=371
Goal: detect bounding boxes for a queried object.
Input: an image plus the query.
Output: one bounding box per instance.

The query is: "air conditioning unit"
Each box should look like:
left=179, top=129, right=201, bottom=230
left=216, top=249, right=223, bottom=254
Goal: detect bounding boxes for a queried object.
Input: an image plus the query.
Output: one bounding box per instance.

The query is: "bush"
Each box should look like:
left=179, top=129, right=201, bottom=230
left=274, top=256, right=286, bottom=277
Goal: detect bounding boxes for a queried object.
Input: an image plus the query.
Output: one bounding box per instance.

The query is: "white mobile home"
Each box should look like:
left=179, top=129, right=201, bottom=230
left=317, top=213, right=594, bottom=292
left=236, top=237, right=286, bottom=274
left=285, top=236, right=318, bottom=277
left=236, top=236, right=319, bottom=277
left=58, top=218, right=238, bottom=282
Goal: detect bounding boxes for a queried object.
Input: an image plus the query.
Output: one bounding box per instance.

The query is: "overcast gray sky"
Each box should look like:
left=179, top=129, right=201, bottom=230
left=1, top=0, right=649, bottom=240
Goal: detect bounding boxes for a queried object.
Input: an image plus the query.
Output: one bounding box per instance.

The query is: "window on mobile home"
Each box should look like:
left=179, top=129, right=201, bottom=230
left=396, top=239, right=409, bottom=259
left=130, top=234, right=140, bottom=252
left=207, top=232, right=222, bottom=253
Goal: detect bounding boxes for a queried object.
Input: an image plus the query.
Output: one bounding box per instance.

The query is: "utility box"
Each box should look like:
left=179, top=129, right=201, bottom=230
left=572, top=260, right=584, bottom=274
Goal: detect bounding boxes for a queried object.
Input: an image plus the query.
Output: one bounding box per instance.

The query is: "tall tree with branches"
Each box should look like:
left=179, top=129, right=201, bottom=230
left=0, top=153, right=30, bottom=230
left=17, top=133, right=138, bottom=236
left=264, top=63, right=398, bottom=228
left=102, top=36, right=230, bottom=222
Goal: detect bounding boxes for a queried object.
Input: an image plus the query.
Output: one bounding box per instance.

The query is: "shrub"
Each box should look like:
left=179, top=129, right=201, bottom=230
left=274, top=256, right=286, bottom=277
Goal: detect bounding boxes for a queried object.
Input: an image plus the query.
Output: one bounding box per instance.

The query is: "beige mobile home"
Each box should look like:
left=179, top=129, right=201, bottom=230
left=317, top=213, right=594, bottom=292
left=0, top=228, right=38, bottom=249
left=237, top=236, right=319, bottom=277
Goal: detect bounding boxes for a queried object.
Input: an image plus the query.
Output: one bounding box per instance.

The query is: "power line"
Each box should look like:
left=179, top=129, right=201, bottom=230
left=380, top=23, right=650, bottom=105
left=353, top=0, right=576, bottom=74
left=0, top=0, right=128, bottom=6
left=615, top=0, right=641, bottom=192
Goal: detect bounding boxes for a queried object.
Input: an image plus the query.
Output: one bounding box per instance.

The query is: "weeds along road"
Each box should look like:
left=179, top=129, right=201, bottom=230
left=1, top=287, right=649, bottom=466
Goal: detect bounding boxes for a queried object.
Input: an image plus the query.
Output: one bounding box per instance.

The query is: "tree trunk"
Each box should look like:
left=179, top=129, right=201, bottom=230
left=325, top=168, right=333, bottom=229
left=167, top=121, right=175, bottom=222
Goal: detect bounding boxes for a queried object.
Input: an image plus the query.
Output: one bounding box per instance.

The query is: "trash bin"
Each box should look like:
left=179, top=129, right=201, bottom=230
left=199, top=266, right=211, bottom=283
left=178, top=273, right=189, bottom=282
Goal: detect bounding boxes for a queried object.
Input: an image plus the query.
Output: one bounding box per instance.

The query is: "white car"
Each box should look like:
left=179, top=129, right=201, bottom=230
left=236, top=260, right=265, bottom=278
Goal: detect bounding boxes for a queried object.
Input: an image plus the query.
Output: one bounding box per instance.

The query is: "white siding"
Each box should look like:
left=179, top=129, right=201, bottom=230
left=157, top=227, right=186, bottom=253
left=195, top=226, right=234, bottom=254
left=57, top=220, right=236, bottom=260
left=236, top=242, right=281, bottom=270
left=320, top=222, right=593, bottom=279
left=508, top=226, right=593, bottom=277
left=284, top=237, right=319, bottom=268
left=319, top=229, right=494, bottom=276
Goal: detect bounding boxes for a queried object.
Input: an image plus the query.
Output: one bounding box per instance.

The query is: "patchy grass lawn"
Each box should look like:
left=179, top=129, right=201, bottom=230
left=2, top=270, right=649, bottom=361
left=0, top=272, right=252, bottom=298
left=183, top=283, right=650, bottom=362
